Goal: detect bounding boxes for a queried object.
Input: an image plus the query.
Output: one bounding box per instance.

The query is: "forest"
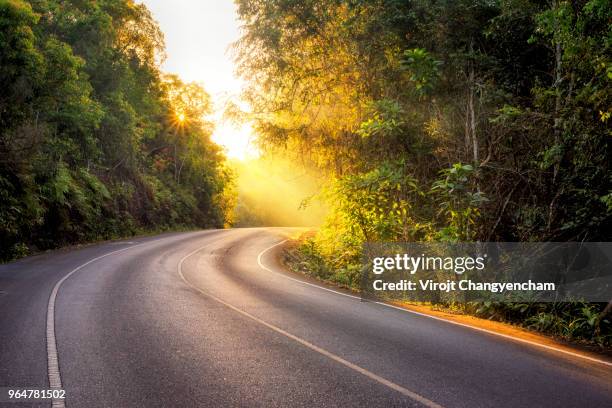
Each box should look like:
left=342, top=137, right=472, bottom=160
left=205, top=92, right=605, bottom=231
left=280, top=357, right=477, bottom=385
left=233, top=0, right=611, bottom=346
left=1, top=0, right=610, bottom=346
left=0, top=0, right=231, bottom=260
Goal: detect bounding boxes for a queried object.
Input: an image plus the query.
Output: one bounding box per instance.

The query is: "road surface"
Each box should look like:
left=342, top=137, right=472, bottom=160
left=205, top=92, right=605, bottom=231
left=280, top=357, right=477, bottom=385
left=1, top=228, right=611, bottom=407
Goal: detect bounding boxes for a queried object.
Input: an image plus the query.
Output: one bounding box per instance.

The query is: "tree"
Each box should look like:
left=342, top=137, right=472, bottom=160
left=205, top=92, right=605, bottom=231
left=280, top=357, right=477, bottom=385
left=0, top=0, right=232, bottom=260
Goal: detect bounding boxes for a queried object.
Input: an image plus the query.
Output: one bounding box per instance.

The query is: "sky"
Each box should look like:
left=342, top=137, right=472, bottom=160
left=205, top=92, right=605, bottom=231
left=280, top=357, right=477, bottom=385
left=140, top=0, right=255, bottom=159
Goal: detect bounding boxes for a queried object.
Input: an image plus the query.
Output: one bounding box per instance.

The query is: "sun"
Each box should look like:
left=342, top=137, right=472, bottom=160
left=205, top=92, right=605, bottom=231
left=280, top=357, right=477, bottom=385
left=171, top=111, right=187, bottom=130
left=143, top=0, right=256, bottom=160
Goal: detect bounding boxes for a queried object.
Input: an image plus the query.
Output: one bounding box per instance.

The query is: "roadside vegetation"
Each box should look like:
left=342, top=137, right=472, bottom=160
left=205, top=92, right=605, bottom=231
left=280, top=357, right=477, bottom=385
left=0, top=0, right=232, bottom=260
left=234, top=0, right=612, bottom=348
left=284, top=238, right=612, bottom=348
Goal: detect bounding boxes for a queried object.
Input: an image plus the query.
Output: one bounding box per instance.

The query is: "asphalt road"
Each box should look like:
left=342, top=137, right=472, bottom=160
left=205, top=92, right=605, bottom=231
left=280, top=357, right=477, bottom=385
left=1, top=228, right=611, bottom=407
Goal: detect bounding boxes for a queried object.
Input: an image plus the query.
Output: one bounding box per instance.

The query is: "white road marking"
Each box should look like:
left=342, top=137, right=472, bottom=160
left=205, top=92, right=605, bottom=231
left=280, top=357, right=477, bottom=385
left=46, top=242, right=153, bottom=407
left=178, top=243, right=444, bottom=408
left=45, top=232, right=208, bottom=407
left=257, top=240, right=362, bottom=300
left=43, top=229, right=612, bottom=408
left=257, top=239, right=612, bottom=368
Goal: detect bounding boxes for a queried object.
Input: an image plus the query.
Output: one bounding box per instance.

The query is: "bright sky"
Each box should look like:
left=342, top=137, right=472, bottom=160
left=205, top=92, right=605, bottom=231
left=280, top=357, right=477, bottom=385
left=141, top=0, right=255, bottom=160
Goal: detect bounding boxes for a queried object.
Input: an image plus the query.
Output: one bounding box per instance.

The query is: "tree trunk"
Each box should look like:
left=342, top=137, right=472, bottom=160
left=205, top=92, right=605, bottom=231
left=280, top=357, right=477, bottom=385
left=552, top=0, right=563, bottom=183
left=465, top=40, right=478, bottom=166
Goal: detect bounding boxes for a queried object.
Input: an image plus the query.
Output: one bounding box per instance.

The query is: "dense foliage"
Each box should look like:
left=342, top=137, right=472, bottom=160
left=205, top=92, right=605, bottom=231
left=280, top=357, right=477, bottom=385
left=0, top=0, right=230, bottom=260
left=235, top=0, right=612, bottom=345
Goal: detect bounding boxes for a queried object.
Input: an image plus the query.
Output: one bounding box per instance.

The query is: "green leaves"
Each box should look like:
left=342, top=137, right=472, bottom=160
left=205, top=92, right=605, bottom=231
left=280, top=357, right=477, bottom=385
left=431, top=163, right=487, bottom=242
left=357, top=99, right=404, bottom=139
left=325, top=161, right=424, bottom=243
left=489, top=104, right=522, bottom=123
left=321, top=161, right=487, bottom=246
left=0, top=0, right=231, bottom=260
left=0, top=0, right=43, bottom=127
left=400, top=48, right=442, bottom=94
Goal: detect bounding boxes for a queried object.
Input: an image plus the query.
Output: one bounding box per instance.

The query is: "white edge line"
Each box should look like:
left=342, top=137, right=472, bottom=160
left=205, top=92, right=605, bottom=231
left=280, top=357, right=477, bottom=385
left=178, top=243, right=443, bottom=408
left=46, top=233, right=192, bottom=408
left=257, top=239, right=612, bottom=368
left=257, top=240, right=361, bottom=300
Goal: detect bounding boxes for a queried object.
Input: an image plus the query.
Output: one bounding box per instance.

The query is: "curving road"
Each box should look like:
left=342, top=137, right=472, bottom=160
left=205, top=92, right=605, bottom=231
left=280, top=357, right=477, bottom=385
left=0, top=228, right=611, bottom=407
